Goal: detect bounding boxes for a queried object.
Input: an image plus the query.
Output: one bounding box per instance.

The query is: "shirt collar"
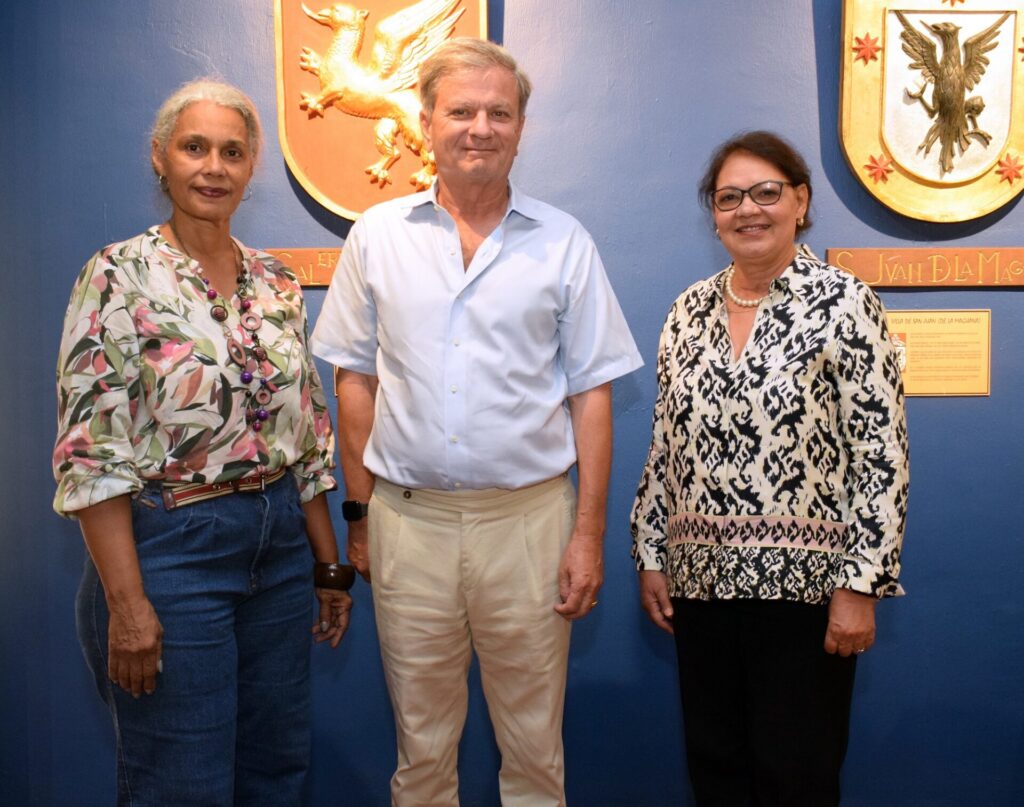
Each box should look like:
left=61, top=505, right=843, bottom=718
left=707, top=243, right=821, bottom=309
left=401, top=180, right=543, bottom=226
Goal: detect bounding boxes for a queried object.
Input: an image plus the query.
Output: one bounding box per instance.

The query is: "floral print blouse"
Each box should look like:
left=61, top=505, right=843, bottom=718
left=53, top=227, right=336, bottom=516
left=631, top=249, right=909, bottom=604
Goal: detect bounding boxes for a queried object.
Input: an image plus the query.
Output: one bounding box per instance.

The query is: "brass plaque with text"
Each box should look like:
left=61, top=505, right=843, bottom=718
left=886, top=309, right=991, bottom=396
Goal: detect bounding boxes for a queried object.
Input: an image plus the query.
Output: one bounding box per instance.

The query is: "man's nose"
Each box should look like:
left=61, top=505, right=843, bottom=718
left=468, top=111, right=492, bottom=136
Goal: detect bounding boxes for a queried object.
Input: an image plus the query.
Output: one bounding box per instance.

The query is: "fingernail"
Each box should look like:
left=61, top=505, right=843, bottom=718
left=320, top=621, right=329, bottom=633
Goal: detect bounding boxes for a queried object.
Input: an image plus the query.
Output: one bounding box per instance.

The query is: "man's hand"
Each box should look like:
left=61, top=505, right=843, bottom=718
left=347, top=520, right=371, bottom=583
left=824, top=588, right=878, bottom=656
left=553, top=532, right=603, bottom=621
left=638, top=570, right=674, bottom=634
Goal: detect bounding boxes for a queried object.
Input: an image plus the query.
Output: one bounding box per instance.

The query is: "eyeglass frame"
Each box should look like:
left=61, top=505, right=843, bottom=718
left=710, top=180, right=797, bottom=212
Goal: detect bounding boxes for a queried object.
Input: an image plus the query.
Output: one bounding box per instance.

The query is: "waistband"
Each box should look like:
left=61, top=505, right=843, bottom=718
left=156, top=468, right=288, bottom=511
left=374, top=473, right=570, bottom=515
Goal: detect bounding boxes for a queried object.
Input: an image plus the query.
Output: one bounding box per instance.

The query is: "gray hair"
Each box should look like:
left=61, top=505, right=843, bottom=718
left=418, top=38, right=532, bottom=117
left=150, top=78, right=263, bottom=173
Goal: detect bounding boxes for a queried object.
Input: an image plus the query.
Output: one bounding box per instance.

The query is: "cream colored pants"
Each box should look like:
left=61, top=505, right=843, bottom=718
left=369, top=475, right=576, bottom=807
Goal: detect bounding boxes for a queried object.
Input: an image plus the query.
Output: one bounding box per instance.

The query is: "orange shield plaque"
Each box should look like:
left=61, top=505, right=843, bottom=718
left=275, top=0, right=488, bottom=220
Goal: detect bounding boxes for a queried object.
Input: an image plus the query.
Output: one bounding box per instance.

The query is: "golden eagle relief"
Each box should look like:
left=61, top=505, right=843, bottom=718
left=297, top=0, right=465, bottom=190
left=896, top=10, right=1010, bottom=175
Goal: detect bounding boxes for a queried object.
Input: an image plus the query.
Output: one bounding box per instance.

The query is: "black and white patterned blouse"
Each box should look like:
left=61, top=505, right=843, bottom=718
left=631, top=249, right=909, bottom=604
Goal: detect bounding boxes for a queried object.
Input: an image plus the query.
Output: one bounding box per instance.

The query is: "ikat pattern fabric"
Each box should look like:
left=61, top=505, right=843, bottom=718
left=631, top=250, right=908, bottom=603
left=53, top=227, right=336, bottom=516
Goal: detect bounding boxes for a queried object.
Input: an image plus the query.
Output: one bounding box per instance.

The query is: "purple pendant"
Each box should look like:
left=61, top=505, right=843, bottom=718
left=240, top=370, right=254, bottom=384
left=206, top=288, right=218, bottom=300
left=256, top=408, right=269, bottom=421
left=210, top=305, right=229, bottom=322
left=241, top=299, right=252, bottom=311
left=252, top=420, right=263, bottom=432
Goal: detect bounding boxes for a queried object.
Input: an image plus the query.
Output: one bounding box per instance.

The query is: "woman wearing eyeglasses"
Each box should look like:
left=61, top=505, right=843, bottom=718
left=630, top=131, right=909, bottom=806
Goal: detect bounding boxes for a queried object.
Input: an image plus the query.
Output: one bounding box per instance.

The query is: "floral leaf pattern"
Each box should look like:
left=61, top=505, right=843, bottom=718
left=53, top=227, right=336, bottom=515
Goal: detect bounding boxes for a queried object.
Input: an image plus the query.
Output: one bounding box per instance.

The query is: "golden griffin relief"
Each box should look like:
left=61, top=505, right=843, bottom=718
left=840, top=1, right=1024, bottom=222
left=275, top=1, right=487, bottom=220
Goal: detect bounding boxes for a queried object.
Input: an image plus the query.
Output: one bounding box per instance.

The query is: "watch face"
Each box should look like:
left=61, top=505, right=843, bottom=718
left=342, top=500, right=367, bottom=521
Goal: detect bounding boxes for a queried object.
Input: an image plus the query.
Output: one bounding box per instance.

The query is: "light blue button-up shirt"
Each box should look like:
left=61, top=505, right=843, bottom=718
left=312, top=183, right=643, bottom=491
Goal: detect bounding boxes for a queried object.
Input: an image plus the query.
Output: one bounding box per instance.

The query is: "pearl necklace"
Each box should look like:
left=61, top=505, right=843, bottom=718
left=723, top=266, right=767, bottom=308
left=168, top=221, right=273, bottom=432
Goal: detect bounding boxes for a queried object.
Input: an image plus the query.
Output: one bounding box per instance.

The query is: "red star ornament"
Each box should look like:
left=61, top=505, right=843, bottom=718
left=996, top=154, right=1023, bottom=184
left=864, top=154, right=894, bottom=183
left=852, top=33, right=881, bottom=65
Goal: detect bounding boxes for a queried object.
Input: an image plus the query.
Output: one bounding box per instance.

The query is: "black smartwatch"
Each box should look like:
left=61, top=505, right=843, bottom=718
left=341, top=500, right=369, bottom=522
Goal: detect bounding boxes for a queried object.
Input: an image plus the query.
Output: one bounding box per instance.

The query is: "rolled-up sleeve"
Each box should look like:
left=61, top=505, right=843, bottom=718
left=291, top=300, right=338, bottom=502
left=833, top=283, right=909, bottom=597
left=53, top=254, right=143, bottom=516
left=630, top=306, right=676, bottom=572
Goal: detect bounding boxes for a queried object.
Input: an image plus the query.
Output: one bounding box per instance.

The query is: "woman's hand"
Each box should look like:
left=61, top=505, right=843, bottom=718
left=107, top=595, right=163, bottom=697
left=313, top=587, right=352, bottom=648
left=824, top=588, right=877, bottom=656
left=638, top=570, right=674, bottom=634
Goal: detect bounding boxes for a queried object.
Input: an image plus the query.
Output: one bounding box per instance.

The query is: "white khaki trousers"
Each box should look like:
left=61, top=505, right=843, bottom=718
left=369, top=475, right=576, bottom=807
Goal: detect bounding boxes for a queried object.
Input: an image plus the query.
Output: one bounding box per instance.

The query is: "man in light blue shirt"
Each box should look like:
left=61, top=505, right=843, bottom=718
left=312, top=37, right=641, bottom=806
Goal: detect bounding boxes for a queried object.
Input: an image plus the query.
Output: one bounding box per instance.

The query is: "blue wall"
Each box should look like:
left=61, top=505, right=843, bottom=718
left=2, top=1, right=1022, bottom=805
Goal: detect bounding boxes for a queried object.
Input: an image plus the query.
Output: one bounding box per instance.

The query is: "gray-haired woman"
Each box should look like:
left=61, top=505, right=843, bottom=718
left=53, top=78, right=353, bottom=804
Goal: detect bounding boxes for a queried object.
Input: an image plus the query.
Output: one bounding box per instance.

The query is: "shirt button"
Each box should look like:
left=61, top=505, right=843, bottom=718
left=453, top=339, right=460, bottom=346
left=450, top=385, right=458, bottom=393
left=450, top=435, right=459, bottom=443
left=454, top=482, right=462, bottom=489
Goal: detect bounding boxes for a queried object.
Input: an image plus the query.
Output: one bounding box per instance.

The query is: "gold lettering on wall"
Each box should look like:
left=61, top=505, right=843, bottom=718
left=265, top=248, right=341, bottom=287
left=827, top=247, right=1024, bottom=287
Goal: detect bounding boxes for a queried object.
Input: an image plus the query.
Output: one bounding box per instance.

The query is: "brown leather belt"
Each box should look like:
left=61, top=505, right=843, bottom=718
left=160, top=468, right=287, bottom=511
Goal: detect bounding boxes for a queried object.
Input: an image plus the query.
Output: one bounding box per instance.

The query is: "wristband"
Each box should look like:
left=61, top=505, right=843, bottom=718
left=314, top=562, right=356, bottom=591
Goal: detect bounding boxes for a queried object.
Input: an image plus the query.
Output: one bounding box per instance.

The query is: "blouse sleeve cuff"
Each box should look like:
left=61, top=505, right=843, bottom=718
left=53, top=468, right=143, bottom=519
left=293, top=470, right=338, bottom=503
left=632, top=536, right=668, bottom=572
left=835, top=558, right=905, bottom=598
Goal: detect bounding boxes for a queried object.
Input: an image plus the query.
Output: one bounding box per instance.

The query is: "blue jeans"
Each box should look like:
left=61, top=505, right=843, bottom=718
left=77, top=475, right=314, bottom=806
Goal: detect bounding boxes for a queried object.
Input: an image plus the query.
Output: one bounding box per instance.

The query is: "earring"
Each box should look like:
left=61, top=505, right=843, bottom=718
left=797, top=216, right=805, bottom=227
left=157, top=175, right=168, bottom=191
left=241, top=185, right=252, bottom=202
left=714, top=227, right=720, bottom=239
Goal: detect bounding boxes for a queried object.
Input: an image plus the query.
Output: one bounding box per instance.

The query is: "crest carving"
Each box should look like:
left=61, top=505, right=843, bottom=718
left=841, top=1, right=1024, bottom=221
left=275, top=0, right=488, bottom=220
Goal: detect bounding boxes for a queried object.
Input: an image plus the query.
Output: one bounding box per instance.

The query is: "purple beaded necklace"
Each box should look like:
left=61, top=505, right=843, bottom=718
left=168, top=221, right=272, bottom=432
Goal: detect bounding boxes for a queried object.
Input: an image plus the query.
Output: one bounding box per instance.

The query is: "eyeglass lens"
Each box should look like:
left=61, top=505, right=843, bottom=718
left=713, top=181, right=785, bottom=211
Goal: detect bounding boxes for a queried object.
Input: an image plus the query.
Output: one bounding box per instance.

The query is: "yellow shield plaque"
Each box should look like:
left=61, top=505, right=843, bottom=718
left=275, top=0, right=488, bottom=220
left=840, top=1, right=1024, bottom=221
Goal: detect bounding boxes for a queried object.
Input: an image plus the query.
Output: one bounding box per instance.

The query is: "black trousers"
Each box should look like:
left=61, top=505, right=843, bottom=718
left=672, top=598, right=857, bottom=807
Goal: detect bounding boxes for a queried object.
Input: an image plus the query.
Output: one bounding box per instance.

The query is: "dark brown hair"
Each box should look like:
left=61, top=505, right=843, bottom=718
left=698, top=130, right=813, bottom=234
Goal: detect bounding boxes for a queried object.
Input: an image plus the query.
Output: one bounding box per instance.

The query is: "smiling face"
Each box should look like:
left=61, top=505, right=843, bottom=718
left=712, top=151, right=808, bottom=275
left=420, top=66, right=525, bottom=193
left=151, top=100, right=254, bottom=226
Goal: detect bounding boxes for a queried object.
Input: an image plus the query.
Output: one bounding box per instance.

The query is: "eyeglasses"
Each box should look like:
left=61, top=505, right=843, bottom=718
left=711, top=180, right=794, bottom=211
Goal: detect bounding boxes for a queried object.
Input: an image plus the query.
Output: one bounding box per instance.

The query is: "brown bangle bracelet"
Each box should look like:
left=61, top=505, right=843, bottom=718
left=313, top=562, right=356, bottom=591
